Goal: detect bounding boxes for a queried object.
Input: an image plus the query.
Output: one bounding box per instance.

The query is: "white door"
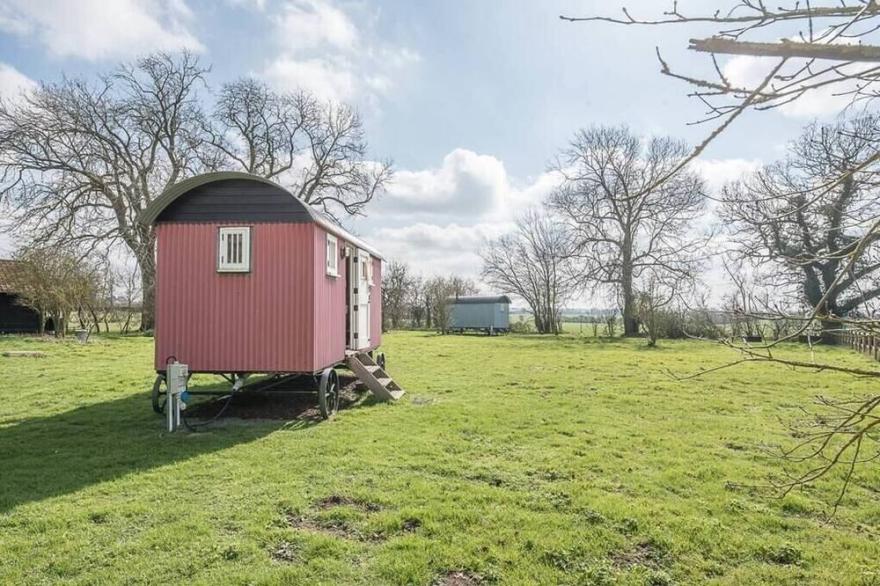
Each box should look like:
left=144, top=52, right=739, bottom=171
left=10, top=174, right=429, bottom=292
left=349, top=249, right=372, bottom=349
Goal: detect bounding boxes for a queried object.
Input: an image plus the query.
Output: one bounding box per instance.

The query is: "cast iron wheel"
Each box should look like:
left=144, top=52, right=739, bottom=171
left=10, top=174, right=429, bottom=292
left=318, top=368, right=340, bottom=419
left=377, top=353, right=386, bottom=370
left=152, top=374, right=167, bottom=414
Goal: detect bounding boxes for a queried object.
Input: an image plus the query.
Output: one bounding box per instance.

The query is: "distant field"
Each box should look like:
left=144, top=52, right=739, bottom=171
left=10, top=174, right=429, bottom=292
left=0, top=332, right=878, bottom=584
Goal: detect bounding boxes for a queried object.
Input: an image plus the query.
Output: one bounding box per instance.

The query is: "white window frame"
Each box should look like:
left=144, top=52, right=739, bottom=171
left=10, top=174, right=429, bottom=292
left=326, top=233, right=339, bottom=277
left=217, top=226, right=251, bottom=273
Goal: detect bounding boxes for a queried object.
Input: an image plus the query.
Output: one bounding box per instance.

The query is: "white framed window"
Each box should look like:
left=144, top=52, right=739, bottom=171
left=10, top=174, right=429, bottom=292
left=365, top=254, right=374, bottom=286
left=217, top=227, right=251, bottom=273
left=326, top=233, right=339, bottom=277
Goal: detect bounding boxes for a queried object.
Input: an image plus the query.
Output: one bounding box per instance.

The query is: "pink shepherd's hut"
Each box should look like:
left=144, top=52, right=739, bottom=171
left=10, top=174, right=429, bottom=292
left=141, top=171, right=403, bottom=419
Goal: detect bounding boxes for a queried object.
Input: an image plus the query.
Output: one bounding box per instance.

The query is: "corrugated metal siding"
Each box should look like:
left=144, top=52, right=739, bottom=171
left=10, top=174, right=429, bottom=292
left=496, top=302, right=510, bottom=329
left=451, top=302, right=509, bottom=329
left=312, top=225, right=348, bottom=371
left=370, top=258, right=382, bottom=348
left=154, top=222, right=315, bottom=373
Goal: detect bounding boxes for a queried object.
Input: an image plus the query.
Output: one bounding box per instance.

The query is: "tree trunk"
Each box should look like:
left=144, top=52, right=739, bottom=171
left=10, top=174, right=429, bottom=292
left=141, top=265, right=155, bottom=332
left=534, top=312, right=545, bottom=334
left=89, top=306, right=101, bottom=333
left=621, top=235, right=640, bottom=336
left=621, top=283, right=639, bottom=337
left=56, top=312, right=65, bottom=338
left=131, top=228, right=156, bottom=333
left=820, top=318, right=842, bottom=344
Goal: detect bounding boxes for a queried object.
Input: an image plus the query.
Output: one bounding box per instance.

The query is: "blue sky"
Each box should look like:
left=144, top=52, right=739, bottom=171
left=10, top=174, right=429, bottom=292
left=0, top=0, right=839, bottom=299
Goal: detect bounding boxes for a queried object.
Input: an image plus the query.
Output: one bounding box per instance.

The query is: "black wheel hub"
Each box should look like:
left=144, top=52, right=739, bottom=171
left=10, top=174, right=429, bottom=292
left=318, top=369, right=340, bottom=419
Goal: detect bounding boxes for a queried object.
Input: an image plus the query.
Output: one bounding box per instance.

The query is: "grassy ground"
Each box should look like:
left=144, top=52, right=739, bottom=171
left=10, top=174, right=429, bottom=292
left=0, top=332, right=878, bottom=585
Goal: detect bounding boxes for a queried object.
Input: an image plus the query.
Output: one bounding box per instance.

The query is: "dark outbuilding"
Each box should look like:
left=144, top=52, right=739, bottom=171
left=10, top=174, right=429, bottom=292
left=0, top=259, right=41, bottom=334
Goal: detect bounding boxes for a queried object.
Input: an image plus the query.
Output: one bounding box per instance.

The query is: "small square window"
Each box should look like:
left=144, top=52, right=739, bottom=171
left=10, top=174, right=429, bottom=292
left=326, top=233, right=339, bottom=277
left=218, top=227, right=251, bottom=273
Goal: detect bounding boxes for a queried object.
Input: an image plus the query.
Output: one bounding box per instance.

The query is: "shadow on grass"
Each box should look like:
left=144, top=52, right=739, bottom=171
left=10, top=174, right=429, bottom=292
left=0, top=381, right=319, bottom=513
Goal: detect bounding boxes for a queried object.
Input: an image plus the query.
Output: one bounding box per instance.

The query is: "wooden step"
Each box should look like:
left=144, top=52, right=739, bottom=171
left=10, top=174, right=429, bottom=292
left=345, top=352, right=405, bottom=402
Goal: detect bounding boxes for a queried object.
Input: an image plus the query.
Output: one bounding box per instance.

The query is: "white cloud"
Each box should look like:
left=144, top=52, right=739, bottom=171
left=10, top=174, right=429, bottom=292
left=722, top=49, right=869, bottom=118
left=0, top=62, right=36, bottom=102
left=263, top=56, right=357, bottom=103
left=260, top=0, right=418, bottom=104
left=692, top=157, right=761, bottom=196
left=383, top=149, right=510, bottom=217
left=226, top=0, right=266, bottom=9
left=376, top=148, right=561, bottom=223
left=0, top=0, right=204, bottom=61
left=348, top=148, right=562, bottom=284
left=274, top=0, right=357, bottom=51
left=372, top=222, right=512, bottom=282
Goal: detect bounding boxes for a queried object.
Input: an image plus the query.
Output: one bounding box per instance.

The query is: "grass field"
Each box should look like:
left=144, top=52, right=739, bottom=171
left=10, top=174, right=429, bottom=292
left=1, top=332, right=878, bottom=585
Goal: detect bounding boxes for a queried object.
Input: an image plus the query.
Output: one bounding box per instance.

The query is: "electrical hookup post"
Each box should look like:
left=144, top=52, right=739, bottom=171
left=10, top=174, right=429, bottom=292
left=166, top=362, right=189, bottom=432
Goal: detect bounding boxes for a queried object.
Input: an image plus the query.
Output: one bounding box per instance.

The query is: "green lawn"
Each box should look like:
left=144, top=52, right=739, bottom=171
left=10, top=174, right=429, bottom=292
left=0, top=332, right=878, bottom=585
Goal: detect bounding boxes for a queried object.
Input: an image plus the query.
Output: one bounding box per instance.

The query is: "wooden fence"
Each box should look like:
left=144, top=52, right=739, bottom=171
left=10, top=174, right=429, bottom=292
left=836, top=330, right=880, bottom=361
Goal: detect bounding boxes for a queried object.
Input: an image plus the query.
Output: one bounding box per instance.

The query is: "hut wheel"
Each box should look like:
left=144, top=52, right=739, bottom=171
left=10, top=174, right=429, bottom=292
left=151, top=374, right=167, bottom=414
left=377, top=353, right=386, bottom=370
left=318, top=368, right=340, bottom=419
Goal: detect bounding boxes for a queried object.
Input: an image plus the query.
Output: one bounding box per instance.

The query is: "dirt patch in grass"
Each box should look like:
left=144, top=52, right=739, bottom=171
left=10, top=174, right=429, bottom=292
left=610, top=540, right=667, bottom=570
left=186, top=373, right=365, bottom=420
left=270, top=541, right=299, bottom=563
left=286, top=512, right=362, bottom=540
left=433, top=570, right=484, bottom=585
left=315, top=494, right=381, bottom=512
left=284, top=497, right=388, bottom=542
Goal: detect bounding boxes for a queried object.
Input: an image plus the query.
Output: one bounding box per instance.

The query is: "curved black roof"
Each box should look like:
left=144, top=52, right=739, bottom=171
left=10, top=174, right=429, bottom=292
left=447, top=295, right=511, bottom=305
left=139, top=171, right=384, bottom=259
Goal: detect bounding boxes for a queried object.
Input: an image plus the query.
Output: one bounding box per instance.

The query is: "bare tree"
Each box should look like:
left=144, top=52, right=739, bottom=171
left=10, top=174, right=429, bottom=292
left=423, top=275, right=477, bottom=334
left=721, top=260, right=771, bottom=340
left=382, top=260, right=417, bottom=330
left=115, top=259, right=142, bottom=334
left=561, top=2, right=880, bottom=508
left=207, top=78, right=392, bottom=218
left=723, top=115, right=880, bottom=335
left=0, top=52, right=208, bottom=331
left=13, top=246, right=103, bottom=337
left=636, top=270, right=691, bottom=346
left=481, top=209, right=579, bottom=334
left=409, top=275, right=425, bottom=328
left=548, top=126, right=707, bottom=336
